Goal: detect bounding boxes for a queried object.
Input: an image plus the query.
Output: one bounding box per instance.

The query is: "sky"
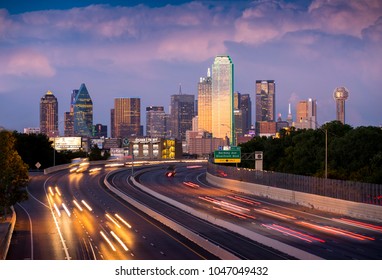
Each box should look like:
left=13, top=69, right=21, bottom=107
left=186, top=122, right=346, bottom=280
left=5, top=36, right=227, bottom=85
left=0, top=0, right=381, bottom=134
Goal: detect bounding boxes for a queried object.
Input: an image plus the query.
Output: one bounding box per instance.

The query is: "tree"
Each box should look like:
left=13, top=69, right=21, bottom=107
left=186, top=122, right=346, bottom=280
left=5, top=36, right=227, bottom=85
left=0, top=131, right=29, bottom=218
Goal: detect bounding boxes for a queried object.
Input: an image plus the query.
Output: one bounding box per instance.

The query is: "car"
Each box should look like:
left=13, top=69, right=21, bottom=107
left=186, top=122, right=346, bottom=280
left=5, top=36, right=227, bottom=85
left=165, top=165, right=176, bottom=177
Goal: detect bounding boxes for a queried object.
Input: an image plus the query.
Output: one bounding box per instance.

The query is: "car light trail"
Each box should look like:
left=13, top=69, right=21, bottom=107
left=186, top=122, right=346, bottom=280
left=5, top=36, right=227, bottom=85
left=254, top=208, right=296, bottom=220
left=89, top=167, right=102, bottom=173
left=298, top=221, right=375, bottom=241
left=69, top=167, right=78, bottom=173
left=213, top=207, right=249, bottom=219
left=262, top=224, right=325, bottom=243
left=115, top=214, right=132, bottom=229
left=213, top=207, right=256, bottom=220
left=227, top=195, right=261, bottom=206
left=110, top=231, right=129, bottom=251
left=100, top=231, right=116, bottom=252
left=48, top=186, right=55, bottom=196
left=183, top=181, right=199, bottom=188
left=199, top=196, right=251, bottom=213
left=62, top=203, right=71, bottom=217
left=53, top=203, right=61, bottom=217
left=187, top=165, right=203, bottom=169
left=73, top=200, right=83, bottom=211
left=199, top=196, right=220, bottom=204
left=333, top=218, right=382, bottom=232
left=106, top=214, right=121, bottom=229
left=55, top=187, right=61, bottom=196
left=81, top=200, right=93, bottom=211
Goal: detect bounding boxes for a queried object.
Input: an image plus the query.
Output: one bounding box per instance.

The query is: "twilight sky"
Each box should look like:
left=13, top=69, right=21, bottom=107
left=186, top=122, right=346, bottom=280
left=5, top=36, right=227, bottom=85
left=0, top=0, right=381, bottom=134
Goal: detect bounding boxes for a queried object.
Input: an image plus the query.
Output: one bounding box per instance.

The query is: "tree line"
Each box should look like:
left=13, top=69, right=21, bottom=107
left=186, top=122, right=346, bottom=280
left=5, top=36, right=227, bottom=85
left=238, top=121, right=382, bottom=184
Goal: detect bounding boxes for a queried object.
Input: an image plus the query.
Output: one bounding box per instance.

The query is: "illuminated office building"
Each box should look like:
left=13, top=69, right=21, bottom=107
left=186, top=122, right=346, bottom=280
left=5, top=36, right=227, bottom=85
left=197, top=68, right=212, bottom=133
left=64, top=89, right=77, bottom=136
left=294, top=98, right=317, bottom=129
left=170, top=89, right=195, bottom=141
left=256, top=80, right=275, bottom=122
left=240, top=94, right=252, bottom=135
left=146, top=106, right=166, bottom=138
left=40, top=90, right=58, bottom=137
left=211, top=55, right=234, bottom=145
left=113, top=98, right=141, bottom=138
left=73, top=84, right=93, bottom=137
left=233, top=92, right=252, bottom=137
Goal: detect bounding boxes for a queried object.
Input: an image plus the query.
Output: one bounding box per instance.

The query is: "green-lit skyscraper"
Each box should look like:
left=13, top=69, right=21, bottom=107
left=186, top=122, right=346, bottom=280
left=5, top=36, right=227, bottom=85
left=211, top=55, right=234, bottom=146
left=73, top=83, right=93, bottom=137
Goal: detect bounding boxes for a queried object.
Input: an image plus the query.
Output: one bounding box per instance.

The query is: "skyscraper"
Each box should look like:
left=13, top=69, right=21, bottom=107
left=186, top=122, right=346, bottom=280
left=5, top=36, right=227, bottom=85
left=197, top=68, right=212, bottom=133
left=113, top=98, right=141, bottom=138
left=294, top=98, right=317, bottom=129
left=40, top=90, right=58, bottom=137
left=211, top=55, right=234, bottom=145
left=170, top=90, right=195, bottom=141
left=64, top=90, right=77, bottom=136
left=256, top=80, right=275, bottom=123
left=333, top=87, right=349, bottom=124
left=240, top=94, right=252, bottom=135
left=73, top=83, right=93, bottom=137
left=146, top=106, right=166, bottom=138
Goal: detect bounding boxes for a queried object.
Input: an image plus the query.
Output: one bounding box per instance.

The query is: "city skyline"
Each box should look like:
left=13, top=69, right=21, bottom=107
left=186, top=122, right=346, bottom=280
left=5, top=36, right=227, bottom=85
left=0, top=0, right=381, bottom=132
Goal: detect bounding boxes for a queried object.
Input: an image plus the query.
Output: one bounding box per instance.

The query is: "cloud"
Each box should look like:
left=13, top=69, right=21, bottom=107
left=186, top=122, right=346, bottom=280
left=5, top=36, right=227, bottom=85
left=1, top=49, right=55, bottom=77
left=0, top=1, right=381, bottom=131
left=308, top=0, right=382, bottom=37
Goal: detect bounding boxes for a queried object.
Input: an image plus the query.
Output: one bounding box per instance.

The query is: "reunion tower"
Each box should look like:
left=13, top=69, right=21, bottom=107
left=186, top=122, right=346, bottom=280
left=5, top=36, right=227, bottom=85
left=333, top=87, right=349, bottom=124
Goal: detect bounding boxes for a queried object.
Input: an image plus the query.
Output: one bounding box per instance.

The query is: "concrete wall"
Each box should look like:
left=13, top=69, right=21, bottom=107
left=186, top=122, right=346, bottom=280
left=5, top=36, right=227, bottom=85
left=207, top=173, right=382, bottom=223
left=0, top=207, right=16, bottom=260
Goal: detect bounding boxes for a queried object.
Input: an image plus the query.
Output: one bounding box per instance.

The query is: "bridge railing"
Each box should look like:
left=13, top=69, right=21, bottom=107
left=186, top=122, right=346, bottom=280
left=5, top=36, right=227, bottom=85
left=207, top=162, right=382, bottom=206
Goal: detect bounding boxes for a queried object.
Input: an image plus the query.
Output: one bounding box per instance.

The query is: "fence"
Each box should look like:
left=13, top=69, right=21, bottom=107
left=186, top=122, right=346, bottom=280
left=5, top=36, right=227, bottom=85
left=207, top=162, right=382, bottom=206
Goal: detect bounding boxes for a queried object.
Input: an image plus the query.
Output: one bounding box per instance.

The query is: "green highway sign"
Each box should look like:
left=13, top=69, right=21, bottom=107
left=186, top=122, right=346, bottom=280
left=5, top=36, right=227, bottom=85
left=214, top=147, right=241, bottom=163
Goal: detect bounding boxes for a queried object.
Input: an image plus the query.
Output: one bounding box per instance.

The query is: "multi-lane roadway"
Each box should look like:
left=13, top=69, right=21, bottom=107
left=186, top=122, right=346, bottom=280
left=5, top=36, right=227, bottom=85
left=7, top=161, right=382, bottom=260
left=7, top=165, right=217, bottom=260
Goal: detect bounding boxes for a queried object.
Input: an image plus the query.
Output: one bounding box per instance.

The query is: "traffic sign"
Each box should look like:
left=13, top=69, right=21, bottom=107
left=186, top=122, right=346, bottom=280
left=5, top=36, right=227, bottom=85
left=214, top=146, right=241, bottom=163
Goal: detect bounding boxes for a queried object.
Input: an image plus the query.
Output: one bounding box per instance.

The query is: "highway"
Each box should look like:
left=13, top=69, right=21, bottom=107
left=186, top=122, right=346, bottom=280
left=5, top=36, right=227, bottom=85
left=124, top=162, right=382, bottom=260
left=7, top=167, right=218, bottom=260
left=8, top=161, right=382, bottom=260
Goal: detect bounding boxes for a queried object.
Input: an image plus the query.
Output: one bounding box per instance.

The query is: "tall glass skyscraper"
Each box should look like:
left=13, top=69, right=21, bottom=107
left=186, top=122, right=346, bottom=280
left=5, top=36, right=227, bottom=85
left=211, top=55, right=234, bottom=145
left=197, top=68, right=212, bottom=133
left=40, top=90, right=58, bottom=137
left=113, top=98, right=141, bottom=138
left=73, top=83, right=93, bottom=137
